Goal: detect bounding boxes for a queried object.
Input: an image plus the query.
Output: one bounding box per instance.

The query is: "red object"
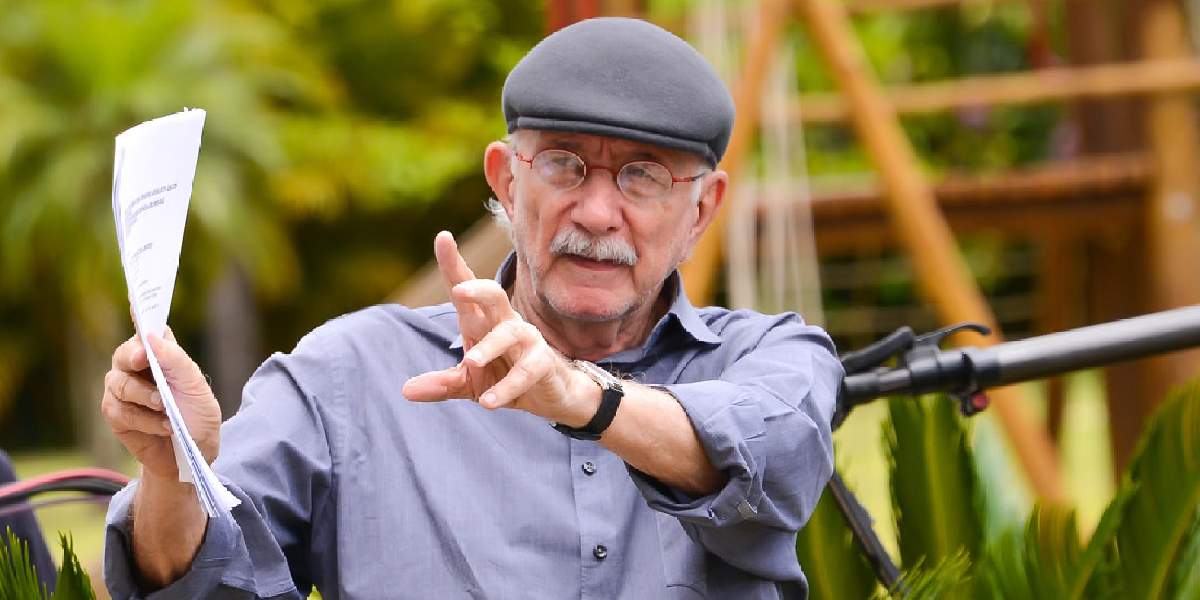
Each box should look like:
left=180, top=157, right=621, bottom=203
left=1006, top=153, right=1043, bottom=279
left=972, top=392, right=990, bottom=412
left=0, top=467, right=131, bottom=498
left=546, top=0, right=601, bottom=35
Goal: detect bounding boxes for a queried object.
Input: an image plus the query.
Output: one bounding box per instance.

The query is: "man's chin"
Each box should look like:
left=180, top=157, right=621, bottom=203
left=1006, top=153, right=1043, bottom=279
left=546, top=295, right=633, bottom=323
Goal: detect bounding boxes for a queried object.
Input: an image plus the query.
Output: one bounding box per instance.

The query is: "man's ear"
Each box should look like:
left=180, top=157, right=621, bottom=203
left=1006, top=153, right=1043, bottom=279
left=687, top=170, right=727, bottom=249
left=484, top=141, right=516, bottom=214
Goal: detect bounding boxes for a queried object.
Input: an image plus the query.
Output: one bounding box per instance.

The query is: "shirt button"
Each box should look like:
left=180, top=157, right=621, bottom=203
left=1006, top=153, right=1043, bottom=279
left=593, top=545, right=608, bottom=560
left=582, top=461, right=597, bottom=475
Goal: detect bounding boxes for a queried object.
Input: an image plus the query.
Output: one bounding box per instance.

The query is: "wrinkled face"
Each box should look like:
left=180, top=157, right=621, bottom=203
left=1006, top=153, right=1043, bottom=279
left=502, top=131, right=717, bottom=323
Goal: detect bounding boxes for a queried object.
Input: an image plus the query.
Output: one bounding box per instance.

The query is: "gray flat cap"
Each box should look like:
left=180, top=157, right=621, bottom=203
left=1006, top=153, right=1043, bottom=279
left=503, top=17, right=735, bottom=166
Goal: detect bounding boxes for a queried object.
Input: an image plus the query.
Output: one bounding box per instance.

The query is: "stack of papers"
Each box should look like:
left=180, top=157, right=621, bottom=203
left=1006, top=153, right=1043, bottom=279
left=111, top=109, right=240, bottom=517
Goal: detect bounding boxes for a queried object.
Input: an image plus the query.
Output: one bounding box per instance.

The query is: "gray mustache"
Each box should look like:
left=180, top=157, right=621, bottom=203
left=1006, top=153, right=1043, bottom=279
left=549, top=230, right=638, bottom=266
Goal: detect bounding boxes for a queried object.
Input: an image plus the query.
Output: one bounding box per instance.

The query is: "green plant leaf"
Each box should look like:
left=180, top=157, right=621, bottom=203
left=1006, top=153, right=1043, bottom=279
left=970, top=522, right=1030, bottom=600
left=972, top=504, right=1090, bottom=600
left=1076, top=482, right=1137, bottom=600
left=1109, top=380, right=1200, bottom=599
left=875, top=552, right=972, bottom=600
left=885, top=395, right=985, bottom=575
left=796, top=482, right=879, bottom=600
left=1165, top=511, right=1200, bottom=600
left=1024, top=505, right=1083, bottom=596
left=52, top=534, right=95, bottom=600
left=0, top=530, right=99, bottom=600
left=0, top=529, right=47, bottom=599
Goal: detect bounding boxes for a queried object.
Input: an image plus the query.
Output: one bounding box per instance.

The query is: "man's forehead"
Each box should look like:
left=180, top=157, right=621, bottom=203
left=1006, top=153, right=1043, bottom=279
left=529, top=130, right=699, bottom=164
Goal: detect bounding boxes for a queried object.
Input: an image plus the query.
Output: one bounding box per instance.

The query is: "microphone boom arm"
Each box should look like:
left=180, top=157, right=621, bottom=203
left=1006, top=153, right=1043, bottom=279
left=840, top=304, right=1200, bottom=410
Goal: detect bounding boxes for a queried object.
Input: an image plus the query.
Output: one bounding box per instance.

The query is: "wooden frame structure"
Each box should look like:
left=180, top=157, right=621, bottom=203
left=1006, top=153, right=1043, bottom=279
left=680, top=0, right=1200, bottom=501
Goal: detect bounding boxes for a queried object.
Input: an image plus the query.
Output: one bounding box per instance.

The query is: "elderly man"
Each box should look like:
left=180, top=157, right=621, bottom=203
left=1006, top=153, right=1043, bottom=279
left=101, top=17, right=841, bottom=600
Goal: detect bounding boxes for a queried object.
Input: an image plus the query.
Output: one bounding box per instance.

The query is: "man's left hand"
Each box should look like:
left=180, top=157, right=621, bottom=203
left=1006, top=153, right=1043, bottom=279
left=402, top=232, right=597, bottom=426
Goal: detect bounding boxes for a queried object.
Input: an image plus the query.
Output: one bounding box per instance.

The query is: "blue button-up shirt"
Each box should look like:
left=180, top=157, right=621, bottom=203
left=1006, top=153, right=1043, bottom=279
left=105, top=264, right=842, bottom=599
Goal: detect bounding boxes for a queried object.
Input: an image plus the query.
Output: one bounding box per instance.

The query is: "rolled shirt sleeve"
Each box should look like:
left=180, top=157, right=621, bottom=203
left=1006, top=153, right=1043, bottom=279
left=626, top=312, right=842, bottom=581
left=104, top=479, right=301, bottom=600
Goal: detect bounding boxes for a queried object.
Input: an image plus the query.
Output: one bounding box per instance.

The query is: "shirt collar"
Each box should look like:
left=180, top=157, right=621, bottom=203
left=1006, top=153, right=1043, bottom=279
left=449, top=252, right=721, bottom=353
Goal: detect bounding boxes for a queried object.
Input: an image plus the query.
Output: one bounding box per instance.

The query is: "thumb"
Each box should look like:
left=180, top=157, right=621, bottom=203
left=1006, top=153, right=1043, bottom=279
left=147, top=333, right=210, bottom=398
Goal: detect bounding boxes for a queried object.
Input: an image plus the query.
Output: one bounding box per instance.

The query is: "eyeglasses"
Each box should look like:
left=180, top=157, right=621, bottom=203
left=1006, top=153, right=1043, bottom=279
left=514, top=149, right=707, bottom=202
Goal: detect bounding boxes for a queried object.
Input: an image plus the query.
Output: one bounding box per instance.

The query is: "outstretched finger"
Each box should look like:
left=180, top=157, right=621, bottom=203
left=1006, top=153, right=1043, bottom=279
left=434, top=231, right=485, bottom=342
left=434, top=231, right=477, bottom=289
left=402, top=366, right=470, bottom=402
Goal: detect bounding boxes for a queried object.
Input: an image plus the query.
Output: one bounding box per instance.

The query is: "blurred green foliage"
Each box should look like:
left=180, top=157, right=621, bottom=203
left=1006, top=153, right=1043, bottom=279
left=0, top=0, right=542, bottom=448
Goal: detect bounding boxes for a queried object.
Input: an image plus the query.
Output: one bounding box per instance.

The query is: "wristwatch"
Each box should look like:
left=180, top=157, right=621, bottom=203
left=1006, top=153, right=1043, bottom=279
left=551, top=360, right=624, bottom=441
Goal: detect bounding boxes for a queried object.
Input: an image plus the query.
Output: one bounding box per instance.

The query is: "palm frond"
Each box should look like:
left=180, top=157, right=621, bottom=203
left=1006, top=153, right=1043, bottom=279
left=885, top=395, right=985, bottom=571
left=1024, top=505, right=1083, bottom=596
left=51, top=534, right=95, bottom=600
left=0, top=529, right=48, bottom=599
left=874, top=552, right=972, bottom=600
left=1165, top=511, right=1200, bottom=599
left=972, top=503, right=1091, bottom=600
left=0, top=531, right=96, bottom=600
left=1077, top=482, right=1137, bottom=600
left=970, top=523, right=1030, bottom=600
left=1110, top=380, right=1200, bottom=599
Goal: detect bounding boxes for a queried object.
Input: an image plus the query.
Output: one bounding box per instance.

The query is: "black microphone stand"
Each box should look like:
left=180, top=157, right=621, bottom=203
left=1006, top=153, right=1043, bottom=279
left=829, top=304, right=1200, bottom=594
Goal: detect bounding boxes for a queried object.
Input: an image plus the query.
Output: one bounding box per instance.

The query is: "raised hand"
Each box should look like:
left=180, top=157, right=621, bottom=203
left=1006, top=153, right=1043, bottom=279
left=402, top=232, right=595, bottom=425
left=101, top=327, right=222, bottom=480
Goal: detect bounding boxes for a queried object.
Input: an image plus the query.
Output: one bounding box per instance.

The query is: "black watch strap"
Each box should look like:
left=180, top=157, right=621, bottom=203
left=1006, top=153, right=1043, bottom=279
left=551, top=360, right=624, bottom=441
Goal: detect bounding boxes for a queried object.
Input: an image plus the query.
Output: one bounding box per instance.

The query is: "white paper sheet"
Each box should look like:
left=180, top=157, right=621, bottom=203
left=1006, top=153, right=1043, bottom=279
left=112, top=108, right=240, bottom=516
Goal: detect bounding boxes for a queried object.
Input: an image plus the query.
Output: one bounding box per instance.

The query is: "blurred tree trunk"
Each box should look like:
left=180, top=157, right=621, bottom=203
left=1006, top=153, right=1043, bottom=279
left=205, top=262, right=260, bottom=421
left=66, top=301, right=126, bottom=471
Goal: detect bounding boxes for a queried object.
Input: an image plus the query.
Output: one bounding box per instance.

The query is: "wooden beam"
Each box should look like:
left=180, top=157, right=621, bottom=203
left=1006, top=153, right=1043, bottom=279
left=812, top=192, right=1140, bottom=253
left=807, top=155, right=1147, bottom=252
left=794, top=58, right=1200, bottom=123
left=804, top=153, right=1150, bottom=252
left=795, top=0, right=1065, bottom=501
left=389, top=220, right=512, bottom=308
left=807, top=153, right=1151, bottom=207
left=681, top=0, right=791, bottom=304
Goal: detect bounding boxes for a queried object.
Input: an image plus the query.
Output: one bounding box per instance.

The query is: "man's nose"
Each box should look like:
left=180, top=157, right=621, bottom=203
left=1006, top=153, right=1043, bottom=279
left=571, top=168, right=624, bottom=233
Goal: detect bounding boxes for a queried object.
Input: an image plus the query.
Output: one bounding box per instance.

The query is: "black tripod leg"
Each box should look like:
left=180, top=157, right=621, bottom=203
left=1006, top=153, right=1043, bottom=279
left=827, top=470, right=906, bottom=596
